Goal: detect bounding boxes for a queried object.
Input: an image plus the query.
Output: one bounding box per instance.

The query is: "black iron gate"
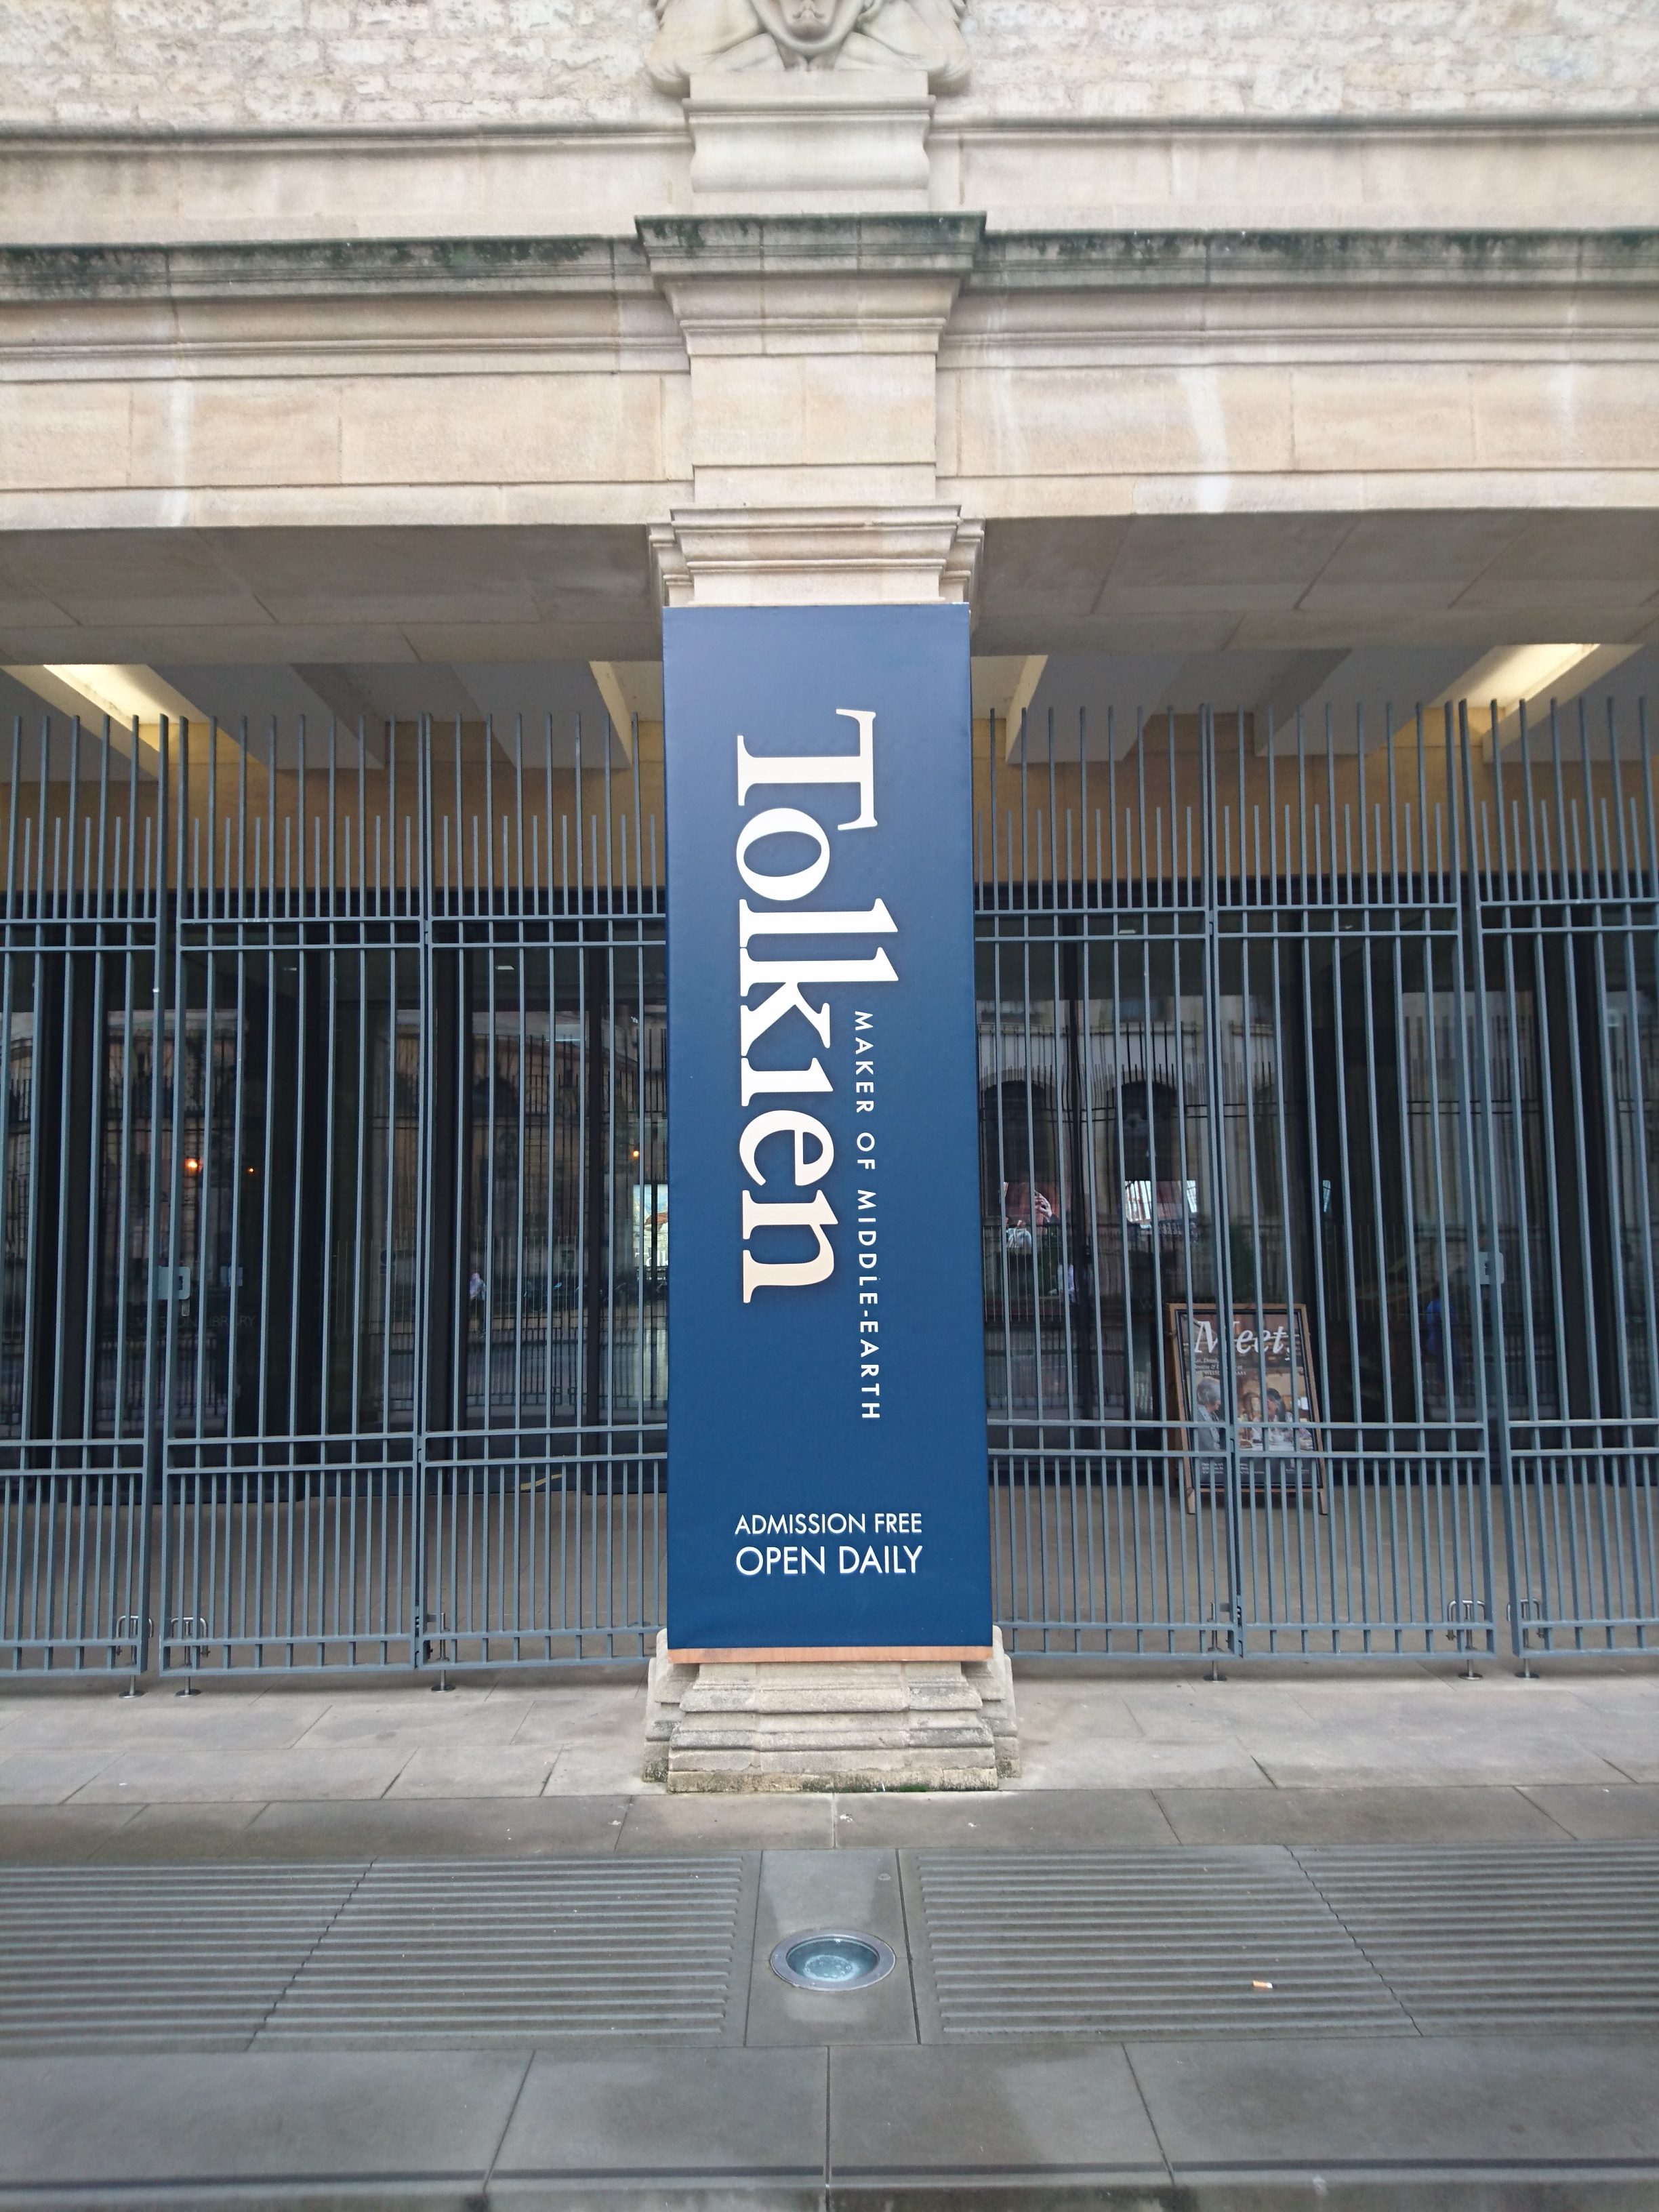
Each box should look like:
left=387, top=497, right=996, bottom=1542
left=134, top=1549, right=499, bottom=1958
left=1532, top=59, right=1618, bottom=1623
left=1, top=693, right=1654, bottom=1678
left=979, top=697, right=1658, bottom=1662
left=1461, top=703, right=1659, bottom=1654
left=0, top=710, right=664, bottom=1679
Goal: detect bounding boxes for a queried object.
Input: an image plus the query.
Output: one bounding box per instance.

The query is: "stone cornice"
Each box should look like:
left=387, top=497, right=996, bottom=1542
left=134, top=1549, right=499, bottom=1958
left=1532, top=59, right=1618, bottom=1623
left=0, top=235, right=657, bottom=303
left=2, top=224, right=1657, bottom=306
left=637, top=213, right=985, bottom=279
left=970, top=230, right=1659, bottom=291
left=937, top=110, right=1659, bottom=142
left=7, top=114, right=1658, bottom=251
left=649, top=505, right=982, bottom=608
left=1, top=109, right=1656, bottom=149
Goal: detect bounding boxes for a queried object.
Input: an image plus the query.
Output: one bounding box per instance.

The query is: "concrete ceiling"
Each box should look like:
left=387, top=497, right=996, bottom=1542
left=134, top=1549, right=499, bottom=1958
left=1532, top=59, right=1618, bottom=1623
left=0, top=525, right=662, bottom=667
left=2, top=512, right=1657, bottom=670
left=1015, top=645, right=1659, bottom=760
left=1, top=514, right=1655, bottom=754
left=0, top=657, right=628, bottom=769
left=971, top=512, right=1659, bottom=657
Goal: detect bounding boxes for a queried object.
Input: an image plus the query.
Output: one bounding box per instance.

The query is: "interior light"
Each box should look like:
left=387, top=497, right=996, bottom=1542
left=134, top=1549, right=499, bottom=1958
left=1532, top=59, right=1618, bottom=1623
left=5, top=663, right=210, bottom=731
left=3, top=663, right=217, bottom=777
left=1425, top=644, right=1638, bottom=736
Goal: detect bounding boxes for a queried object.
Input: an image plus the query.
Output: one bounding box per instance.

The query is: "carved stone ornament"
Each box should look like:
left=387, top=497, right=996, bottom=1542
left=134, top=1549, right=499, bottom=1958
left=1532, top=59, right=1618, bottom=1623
left=649, top=0, right=970, bottom=98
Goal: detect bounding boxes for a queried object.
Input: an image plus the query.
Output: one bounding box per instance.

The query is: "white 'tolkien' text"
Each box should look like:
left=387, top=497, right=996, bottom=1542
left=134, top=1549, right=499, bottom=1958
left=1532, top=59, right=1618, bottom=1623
left=735, top=711, right=898, bottom=1303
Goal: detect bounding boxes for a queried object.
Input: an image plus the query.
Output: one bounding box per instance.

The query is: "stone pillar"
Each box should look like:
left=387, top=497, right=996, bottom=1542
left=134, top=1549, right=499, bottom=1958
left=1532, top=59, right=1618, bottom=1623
left=636, top=211, right=985, bottom=607
left=638, top=136, right=1015, bottom=1794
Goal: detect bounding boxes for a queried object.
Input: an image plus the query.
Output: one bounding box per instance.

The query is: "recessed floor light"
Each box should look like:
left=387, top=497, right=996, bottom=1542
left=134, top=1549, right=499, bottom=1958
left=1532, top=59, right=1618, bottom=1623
left=771, top=1931, right=895, bottom=1991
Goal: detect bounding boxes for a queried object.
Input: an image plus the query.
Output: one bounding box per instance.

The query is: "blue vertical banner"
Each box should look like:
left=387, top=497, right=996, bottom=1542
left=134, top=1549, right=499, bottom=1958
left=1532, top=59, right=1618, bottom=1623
left=665, top=604, right=991, bottom=1655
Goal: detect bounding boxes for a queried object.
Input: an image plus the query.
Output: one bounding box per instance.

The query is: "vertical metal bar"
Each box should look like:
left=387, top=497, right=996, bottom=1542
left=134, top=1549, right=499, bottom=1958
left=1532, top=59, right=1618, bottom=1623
left=1456, top=701, right=1526, bottom=1662
left=134, top=717, right=171, bottom=1684
left=412, top=714, right=435, bottom=1670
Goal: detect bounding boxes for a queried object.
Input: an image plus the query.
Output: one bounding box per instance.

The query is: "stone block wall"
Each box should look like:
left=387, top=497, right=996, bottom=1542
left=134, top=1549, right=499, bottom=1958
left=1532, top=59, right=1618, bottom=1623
left=1, top=0, right=1656, bottom=129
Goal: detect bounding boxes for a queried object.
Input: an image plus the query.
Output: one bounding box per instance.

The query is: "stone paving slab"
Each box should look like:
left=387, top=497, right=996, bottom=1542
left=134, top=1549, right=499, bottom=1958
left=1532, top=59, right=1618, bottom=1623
left=0, top=1750, right=117, bottom=1805
left=0, top=1780, right=1653, bottom=1862
left=68, top=1748, right=413, bottom=1803
left=829, top=1784, right=1182, bottom=1850
left=221, top=1795, right=636, bottom=1859
left=0, top=1666, right=1654, bottom=1856
left=746, top=1851, right=914, bottom=2049
left=827, top=2043, right=1167, bottom=2190
left=1128, top=2034, right=1659, bottom=2173
left=493, top=2048, right=827, bottom=2196
left=617, top=1792, right=836, bottom=1852
left=41, top=1802, right=273, bottom=1861
left=0, top=1805, right=140, bottom=1862
left=1014, top=1671, right=1654, bottom=1793
left=0, top=2049, right=528, bottom=2200
left=1521, top=1784, right=1659, bottom=1839
left=290, top=1692, right=541, bottom=1749
left=384, top=1747, right=563, bottom=1797
left=1, top=2036, right=1658, bottom=2209
left=1156, top=1782, right=1573, bottom=1845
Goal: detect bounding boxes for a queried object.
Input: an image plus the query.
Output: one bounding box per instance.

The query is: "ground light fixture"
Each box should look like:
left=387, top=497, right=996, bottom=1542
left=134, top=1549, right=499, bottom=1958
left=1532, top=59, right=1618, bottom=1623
left=770, top=1932, right=896, bottom=1990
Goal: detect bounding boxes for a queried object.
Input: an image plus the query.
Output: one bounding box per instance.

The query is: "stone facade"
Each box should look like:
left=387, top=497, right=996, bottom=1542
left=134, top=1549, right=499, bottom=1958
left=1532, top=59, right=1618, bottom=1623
left=3, top=0, right=1656, bottom=128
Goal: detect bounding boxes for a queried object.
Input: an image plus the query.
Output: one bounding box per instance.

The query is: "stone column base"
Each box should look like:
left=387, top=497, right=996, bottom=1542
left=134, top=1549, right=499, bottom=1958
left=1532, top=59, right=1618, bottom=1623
left=642, top=1630, right=1018, bottom=1793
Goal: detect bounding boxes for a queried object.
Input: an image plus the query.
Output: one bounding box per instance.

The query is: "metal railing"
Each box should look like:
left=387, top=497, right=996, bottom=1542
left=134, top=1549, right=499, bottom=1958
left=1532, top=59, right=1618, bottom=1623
left=979, top=698, right=1657, bottom=1662
left=0, top=710, right=664, bottom=1677
left=0, top=693, right=1654, bottom=1677
left=1465, top=700, right=1659, bottom=1656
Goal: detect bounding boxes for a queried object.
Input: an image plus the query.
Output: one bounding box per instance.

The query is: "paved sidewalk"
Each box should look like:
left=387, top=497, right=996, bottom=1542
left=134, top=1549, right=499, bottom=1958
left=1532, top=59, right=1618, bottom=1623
left=5, top=2034, right=1658, bottom=2209
left=1, top=1669, right=1656, bottom=2207
left=0, top=1656, right=1654, bottom=1856
left=1, top=1838, right=1656, bottom=2207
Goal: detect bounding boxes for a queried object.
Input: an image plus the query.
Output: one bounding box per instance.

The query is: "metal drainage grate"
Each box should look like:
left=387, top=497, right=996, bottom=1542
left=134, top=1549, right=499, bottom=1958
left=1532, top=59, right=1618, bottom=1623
left=1297, top=1842, right=1659, bottom=2034
left=0, top=1865, right=364, bottom=2052
left=909, top=1849, right=1412, bottom=2040
left=261, top=1857, right=754, bottom=2045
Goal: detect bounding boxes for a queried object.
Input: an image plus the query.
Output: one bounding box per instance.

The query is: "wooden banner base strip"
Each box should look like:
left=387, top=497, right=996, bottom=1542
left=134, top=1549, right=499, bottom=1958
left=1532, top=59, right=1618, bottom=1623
left=664, top=1644, right=994, bottom=1665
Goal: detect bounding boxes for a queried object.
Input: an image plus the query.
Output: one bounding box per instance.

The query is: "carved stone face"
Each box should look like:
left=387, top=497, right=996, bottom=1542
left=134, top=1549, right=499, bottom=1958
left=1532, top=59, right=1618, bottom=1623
left=751, top=0, right=870, bottom=60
